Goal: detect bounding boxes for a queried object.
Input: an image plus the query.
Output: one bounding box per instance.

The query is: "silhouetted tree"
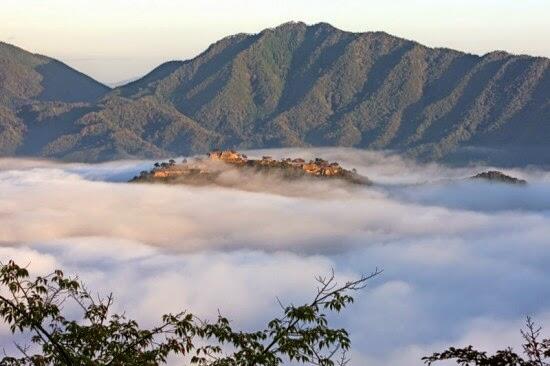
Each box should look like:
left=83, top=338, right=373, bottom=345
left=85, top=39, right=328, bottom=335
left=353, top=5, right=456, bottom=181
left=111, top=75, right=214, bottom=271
left=424, top=317, right=550, bottom=366
left=0, top=261, right=381, bottom=365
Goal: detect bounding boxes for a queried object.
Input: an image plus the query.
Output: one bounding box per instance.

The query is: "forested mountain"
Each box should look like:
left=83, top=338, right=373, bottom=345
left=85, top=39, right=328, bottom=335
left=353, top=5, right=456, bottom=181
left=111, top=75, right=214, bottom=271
left=0, top=42, right=109, bottom=155
left=0, top=22, right=548, bottom=164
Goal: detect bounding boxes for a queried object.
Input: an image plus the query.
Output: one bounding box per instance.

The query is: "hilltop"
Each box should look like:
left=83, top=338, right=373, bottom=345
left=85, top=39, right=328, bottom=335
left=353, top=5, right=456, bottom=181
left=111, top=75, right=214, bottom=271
left=471, top=170, right=527, bottom=185
left=0, top=22, right=548, bottom=165
left=131, top=150, right=370, bottom=187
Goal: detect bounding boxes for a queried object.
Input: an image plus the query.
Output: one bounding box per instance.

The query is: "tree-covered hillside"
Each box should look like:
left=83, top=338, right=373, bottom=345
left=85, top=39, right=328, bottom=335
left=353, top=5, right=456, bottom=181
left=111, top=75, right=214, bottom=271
left=0, top=22, right=548, bottom=164
left=0, top=42, right=110, bottom=156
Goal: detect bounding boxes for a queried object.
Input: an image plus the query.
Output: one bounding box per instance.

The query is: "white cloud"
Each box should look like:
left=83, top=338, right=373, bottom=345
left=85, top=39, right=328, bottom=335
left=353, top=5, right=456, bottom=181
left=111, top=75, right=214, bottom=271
left=0, top=148, right=549, bottom=364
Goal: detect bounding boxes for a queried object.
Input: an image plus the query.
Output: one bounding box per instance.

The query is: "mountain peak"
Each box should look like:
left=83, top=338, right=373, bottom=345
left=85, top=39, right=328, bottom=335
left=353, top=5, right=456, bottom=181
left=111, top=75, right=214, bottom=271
left=0, top=40, right=109, bottom=107
left=272, top=21, right=307, bottom=31
left=266, top=21, right=344, bottom=36
left=309, top=22, right=340, bottom=32
left=0, top=25, right=548, bottom=165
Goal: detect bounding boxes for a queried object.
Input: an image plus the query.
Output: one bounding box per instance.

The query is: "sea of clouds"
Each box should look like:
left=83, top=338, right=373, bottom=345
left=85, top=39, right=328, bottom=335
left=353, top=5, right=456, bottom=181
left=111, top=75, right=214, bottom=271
left=1, top=148, right=549, bottom=365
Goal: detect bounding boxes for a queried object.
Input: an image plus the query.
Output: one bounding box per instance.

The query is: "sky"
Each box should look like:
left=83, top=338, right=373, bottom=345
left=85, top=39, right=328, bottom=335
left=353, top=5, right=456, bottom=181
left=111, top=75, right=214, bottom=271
left=1, top=0, right=549, bottom=85
left=1, top=148, right=550, bottom=364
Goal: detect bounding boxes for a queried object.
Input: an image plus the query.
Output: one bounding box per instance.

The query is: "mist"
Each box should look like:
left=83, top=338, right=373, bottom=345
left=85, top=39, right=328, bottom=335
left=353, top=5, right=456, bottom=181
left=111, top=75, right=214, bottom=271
left=1, top=148, right=549, bottom=365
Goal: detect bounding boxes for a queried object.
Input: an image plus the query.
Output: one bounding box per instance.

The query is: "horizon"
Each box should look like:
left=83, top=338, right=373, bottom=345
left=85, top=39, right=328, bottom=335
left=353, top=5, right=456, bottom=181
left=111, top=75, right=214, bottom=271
left=2, top=0, right=549, bottom=85
left=4, top=20, right=549, bottom=88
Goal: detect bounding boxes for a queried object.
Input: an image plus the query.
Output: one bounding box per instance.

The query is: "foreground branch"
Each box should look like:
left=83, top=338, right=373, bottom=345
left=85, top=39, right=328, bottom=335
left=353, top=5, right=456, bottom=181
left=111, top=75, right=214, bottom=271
left=0, top=260, right=380, bottom=365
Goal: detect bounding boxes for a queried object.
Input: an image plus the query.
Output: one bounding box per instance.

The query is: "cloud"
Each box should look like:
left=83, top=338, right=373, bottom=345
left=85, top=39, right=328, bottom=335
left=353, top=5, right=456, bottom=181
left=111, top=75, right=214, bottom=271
left=0, top=148, right=549, bottom=365
left=358, top=312, right=550, bottom=366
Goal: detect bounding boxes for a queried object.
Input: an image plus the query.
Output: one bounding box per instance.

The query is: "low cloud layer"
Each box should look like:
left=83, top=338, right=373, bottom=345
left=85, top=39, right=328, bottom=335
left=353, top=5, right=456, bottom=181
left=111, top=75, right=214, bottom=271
left=0, top=148, right=549, bottom=365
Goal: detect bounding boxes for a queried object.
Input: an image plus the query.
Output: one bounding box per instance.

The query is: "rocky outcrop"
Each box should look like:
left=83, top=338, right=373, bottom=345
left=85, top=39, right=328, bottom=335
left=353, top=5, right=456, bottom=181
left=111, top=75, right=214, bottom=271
left=131, top=150, right=370, bottom=186
left=470, top=170, right=527, bottom=185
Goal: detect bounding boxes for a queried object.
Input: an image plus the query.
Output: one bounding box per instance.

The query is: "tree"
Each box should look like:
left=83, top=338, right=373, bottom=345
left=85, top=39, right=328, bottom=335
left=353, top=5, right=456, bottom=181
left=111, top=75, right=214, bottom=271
left=423, top=317, right=550, bottom=366
left=0, top=261, right=381, bottom=365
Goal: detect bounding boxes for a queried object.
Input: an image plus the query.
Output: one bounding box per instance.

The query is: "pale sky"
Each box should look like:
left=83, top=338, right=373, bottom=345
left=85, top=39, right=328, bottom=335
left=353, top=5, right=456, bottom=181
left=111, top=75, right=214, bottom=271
left=1, top=0, right=548, bottom=85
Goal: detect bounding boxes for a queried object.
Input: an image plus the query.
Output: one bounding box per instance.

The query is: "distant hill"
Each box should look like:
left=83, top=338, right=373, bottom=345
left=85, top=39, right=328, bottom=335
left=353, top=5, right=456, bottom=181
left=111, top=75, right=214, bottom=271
left=0, top=42, right=110, bottom=155
left=0, top=42, right=109, bottom=106
left=0, top=22, right=548, bottom=164
left=107, top=76, right=141, bottom=88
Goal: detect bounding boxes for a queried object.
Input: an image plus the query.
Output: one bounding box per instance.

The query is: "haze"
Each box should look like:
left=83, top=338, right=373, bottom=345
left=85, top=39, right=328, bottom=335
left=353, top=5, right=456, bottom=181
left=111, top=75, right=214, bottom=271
left=1, top=148, right=550, bottom=365
left=1, top=0, right=549, bottom=84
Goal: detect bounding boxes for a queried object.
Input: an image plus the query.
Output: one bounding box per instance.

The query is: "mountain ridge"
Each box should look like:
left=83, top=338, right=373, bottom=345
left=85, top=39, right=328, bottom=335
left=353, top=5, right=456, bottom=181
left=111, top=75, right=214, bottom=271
left=0, top=22, right=548, bottom=165
left=0, top=41, right=110, bottom=104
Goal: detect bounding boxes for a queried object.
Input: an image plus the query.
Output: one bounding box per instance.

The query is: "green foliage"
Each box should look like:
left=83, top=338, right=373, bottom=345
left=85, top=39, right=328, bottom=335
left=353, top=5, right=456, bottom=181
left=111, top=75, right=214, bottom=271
left=0, top=261, right=381, bottom=365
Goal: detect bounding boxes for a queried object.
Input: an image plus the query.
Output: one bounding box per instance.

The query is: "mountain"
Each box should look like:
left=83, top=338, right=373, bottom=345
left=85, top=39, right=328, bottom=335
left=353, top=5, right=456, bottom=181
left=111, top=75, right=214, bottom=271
left=0, top=42, right=110, bottom=155
left=107, top=76, right=141, bottom=88
left=0, top=42, right=109, bottom=107
left=0, top=22, right=548, bottom=164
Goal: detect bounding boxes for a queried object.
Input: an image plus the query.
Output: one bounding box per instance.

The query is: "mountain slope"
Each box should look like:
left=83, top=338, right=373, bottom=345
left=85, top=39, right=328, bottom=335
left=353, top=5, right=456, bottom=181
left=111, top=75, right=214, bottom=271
left=0, top=42, right=110, bottom=106
left=0, top=42, right=111, bottom=155
left=1, top=23, right=549, bottom=164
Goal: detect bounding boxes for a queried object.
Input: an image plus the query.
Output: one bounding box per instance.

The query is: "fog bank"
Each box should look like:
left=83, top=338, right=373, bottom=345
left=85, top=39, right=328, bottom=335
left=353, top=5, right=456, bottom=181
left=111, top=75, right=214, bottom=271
left=0, top=148, right=549, bottom=365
